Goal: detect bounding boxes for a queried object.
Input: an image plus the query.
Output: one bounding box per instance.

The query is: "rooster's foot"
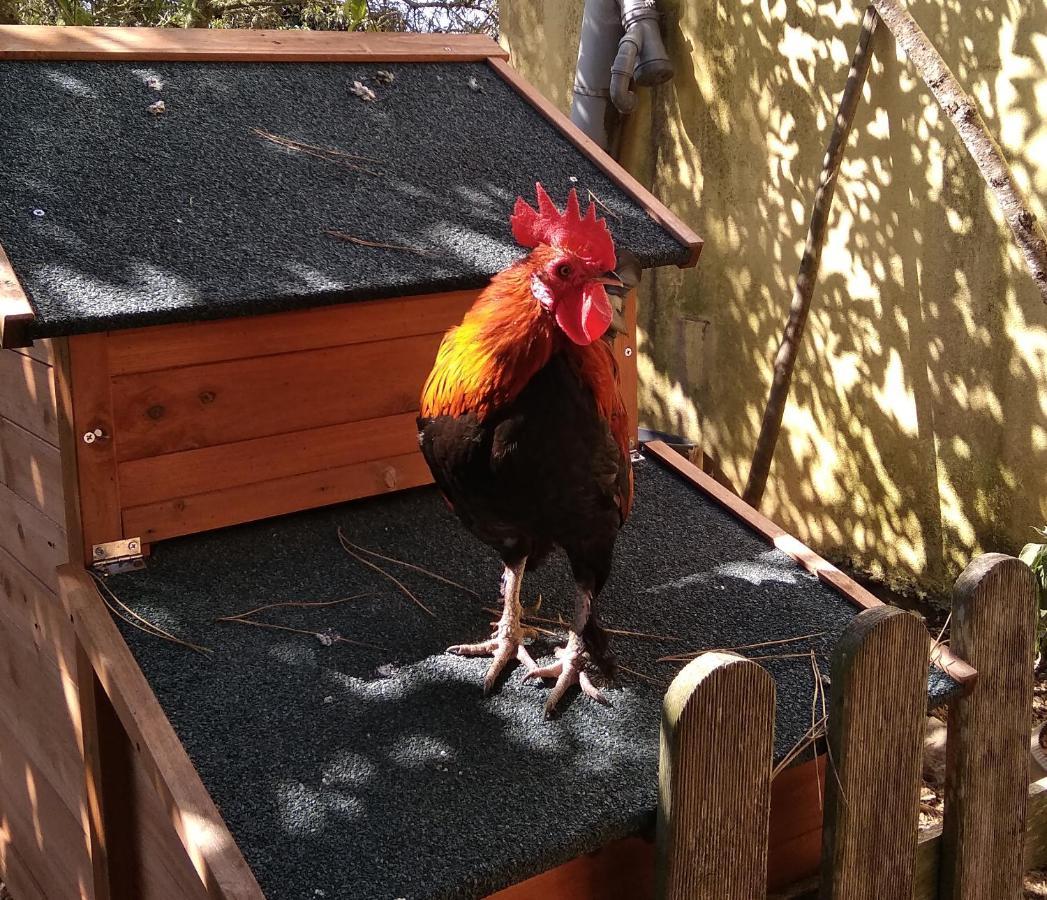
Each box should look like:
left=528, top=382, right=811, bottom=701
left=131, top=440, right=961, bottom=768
left=448, top=622, right=537, bottom=694
left=526, top=633, right=609, bottom=717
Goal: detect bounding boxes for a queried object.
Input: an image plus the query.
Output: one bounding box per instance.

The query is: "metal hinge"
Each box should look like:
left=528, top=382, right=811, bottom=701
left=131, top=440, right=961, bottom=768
left=91, top=537, right=146, bottom=575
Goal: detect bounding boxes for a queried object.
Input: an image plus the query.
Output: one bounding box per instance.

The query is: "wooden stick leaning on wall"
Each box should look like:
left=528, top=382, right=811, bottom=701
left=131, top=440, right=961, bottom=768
left=656, top=652, right=775, bottom=899
left=819, top=606, right=928, bottom=899
left=869, top=0, right=1047, bottom=304
left=939, top=554, right=1036, bottom=899
left=743, top=6, right=878, bottom=507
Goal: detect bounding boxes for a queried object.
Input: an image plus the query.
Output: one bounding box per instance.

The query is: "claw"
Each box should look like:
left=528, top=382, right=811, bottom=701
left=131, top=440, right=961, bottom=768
left=526, top=633, right=610, bottom=717
left=448, top=628, right=537, bottom=694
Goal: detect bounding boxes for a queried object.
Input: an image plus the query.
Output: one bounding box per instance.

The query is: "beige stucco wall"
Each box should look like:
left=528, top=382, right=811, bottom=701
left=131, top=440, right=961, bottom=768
left=501, top=0, right=1047, bottom=597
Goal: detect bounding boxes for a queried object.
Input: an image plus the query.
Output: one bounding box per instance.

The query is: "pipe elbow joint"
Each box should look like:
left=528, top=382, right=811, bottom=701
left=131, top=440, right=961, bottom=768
left=610, top=32, right=640, bottom=114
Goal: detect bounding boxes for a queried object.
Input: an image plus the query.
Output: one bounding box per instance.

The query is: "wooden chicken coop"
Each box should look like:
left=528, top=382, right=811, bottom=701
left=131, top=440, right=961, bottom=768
left=0, top=24, right=1035, bottom=900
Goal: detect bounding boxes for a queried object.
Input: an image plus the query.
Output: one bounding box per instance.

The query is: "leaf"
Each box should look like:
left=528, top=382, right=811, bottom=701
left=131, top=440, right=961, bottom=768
left=343, top=0, right=367, bottom=27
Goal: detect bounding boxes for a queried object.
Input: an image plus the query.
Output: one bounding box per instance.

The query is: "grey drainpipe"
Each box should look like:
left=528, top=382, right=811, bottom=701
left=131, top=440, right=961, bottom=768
left=570, top=0, right=673, bottom=149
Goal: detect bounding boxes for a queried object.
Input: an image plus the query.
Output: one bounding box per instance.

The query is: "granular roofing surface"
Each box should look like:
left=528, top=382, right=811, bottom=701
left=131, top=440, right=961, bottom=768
left=0, top=59, right=691, bottom=339
left=104, top=452, right=958, bottom=900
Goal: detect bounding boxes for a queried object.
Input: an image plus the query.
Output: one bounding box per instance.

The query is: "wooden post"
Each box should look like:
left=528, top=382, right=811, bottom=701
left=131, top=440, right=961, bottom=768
left=656, top=652, right=776, bottom=900
left=820, top=606, right=929, bottom=899
left=940, top=554, right=1036, bottom=899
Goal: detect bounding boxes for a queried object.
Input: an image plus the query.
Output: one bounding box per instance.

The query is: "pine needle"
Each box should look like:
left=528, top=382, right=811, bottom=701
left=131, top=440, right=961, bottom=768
left=484, top=607, right=680, bottom=642
left=323, top=228, right=434, bottom=257
left=338, top=537, right=480, bottom=599
left=216, top=617, right=390, bottom=651
left=219, top=594, right=371, bottom=622
left=90, top=572, right=212, bottom=656
left=337, top=527, right=435, bottom=617
left=249, top=126, right=382, bottom=175
left=655, top=630, right=826, bottom=663
left=617, top=663, right=669, bottom=688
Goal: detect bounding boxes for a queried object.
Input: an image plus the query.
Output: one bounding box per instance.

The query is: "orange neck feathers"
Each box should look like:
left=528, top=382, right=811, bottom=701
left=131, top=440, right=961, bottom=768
left=420, top=263, right=558, bottom=421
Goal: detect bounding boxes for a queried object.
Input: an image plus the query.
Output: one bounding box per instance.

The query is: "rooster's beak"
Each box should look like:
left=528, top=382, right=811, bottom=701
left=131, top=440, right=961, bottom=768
left=594, top=272, right=625, bottom=288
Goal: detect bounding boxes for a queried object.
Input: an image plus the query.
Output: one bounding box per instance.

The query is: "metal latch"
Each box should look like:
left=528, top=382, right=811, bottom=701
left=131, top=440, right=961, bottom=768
left=91, top=537, right=146, bottom=575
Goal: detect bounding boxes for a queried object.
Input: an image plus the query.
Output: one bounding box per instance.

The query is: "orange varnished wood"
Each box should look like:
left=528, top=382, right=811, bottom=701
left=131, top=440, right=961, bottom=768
left=0, top=25, right=507, bottom=62
left=487, top=58, right=703, bottom=268
left=0, top=243, right=34, bottom=349
left=106, top=291, right=477, bottom=376
left=644, top=440, right=977, bottom=688
left=768, top=754, right=826, bottom=890
left=124, top=449, right=431, bottom=543
left=612, top=292, right=639, bottom=449
left=118, top=411, right=418, bottom=508
left=69, top=333, right=122, bottom=565
left=110, top=332, right=441, bottom=461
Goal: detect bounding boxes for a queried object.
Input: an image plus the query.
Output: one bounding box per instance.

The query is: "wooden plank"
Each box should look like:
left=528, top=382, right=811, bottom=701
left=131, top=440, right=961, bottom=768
left=0, top=479, right=65, bottom=590
left=68, top=333, right=123, bottom=562
left=819, top=606, right=928, bottom=899
left=119, top=411, right=418, bottom=508
left=106, top=291, right=476, bottom=376
left=486, top=836, right=654, bottom=900
left=53, top=337, right=87, bottom=566
left=487, top=58, right=703, bottom=268
left=110, top=332, right=442, bottom=461
left=940, top=554, right=1036, bottom=899
left=124, top=449, right=432, bottom=543
left=0, top=243, right=35, bottom=350
left=612, top=291, right=639, bottom=450
left=643, top=441, right=978, bottom=688
left=656, top=652, right=775, bottom=899
left=77, top=641, right=113, bottom=900
left=768, top=755, right=825, bottom=891
left=0, top=712, right=94, bottom=900
left=13, top=338, right=55, bottom=368
left=0, top=349, right=59, bottom=445
left=0, top=547, right=85, bottom=813
left=0, top=25, right=507, bottom=62
left=0, top=415, right=65, bottom=524
left=60, top=565, right=266, bottom=900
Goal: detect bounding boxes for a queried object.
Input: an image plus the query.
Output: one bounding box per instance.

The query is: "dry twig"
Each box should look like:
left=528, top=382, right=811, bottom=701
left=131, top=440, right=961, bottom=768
left=337, top=527, right=435, bottom=617
left=323, top=228, right=435, bottom=257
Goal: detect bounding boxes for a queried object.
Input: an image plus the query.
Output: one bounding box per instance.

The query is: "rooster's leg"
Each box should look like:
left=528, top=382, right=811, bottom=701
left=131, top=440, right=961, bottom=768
left=526, top=586, right=609, bottom=717
left=447, top=559, right=536, bottom=693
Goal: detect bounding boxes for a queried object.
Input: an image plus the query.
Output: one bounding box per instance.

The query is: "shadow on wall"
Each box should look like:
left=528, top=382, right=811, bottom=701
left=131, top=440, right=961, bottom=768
left=600, top=0, right=1047, bottom=597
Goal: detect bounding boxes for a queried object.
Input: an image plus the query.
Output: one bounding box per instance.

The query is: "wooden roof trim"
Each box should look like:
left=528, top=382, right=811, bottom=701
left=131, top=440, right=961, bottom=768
left=0, top=242, right=35, bottom=349
left=644, top=440, right=979, bottom=689
left=59, top=564, right=267, bottom=900
left=488, top=57, right=702, bottom=269
left=0, top=25, right=507, bottom=62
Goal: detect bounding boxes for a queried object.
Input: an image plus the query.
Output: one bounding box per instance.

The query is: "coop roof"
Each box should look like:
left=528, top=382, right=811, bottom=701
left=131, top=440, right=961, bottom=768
left=102, top=444, right=967, bottom=900
left=0, top=26, right=701, bottom=346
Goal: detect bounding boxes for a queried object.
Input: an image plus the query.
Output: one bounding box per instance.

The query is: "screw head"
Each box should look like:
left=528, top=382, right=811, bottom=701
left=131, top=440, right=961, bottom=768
left=127, top=540, right=139, bottom=552
left=624, top=347, right=634, bottom=357
left=93, top=546, right=105, bottom=558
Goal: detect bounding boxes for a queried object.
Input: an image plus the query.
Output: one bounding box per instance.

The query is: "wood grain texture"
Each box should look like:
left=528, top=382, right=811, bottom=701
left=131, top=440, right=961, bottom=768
left=110, top=331, right=441, bottom=461
left=486, top=58, right=703, bottom=268
left=0, top=349, right=59, bottom=444
left=612, top=291, right=639, bottom=450
left=940, top=554, right=1036, bottom=900
left=0, top=242, right=35, bottom=349
left=819, top=606, right=929, bottom=900
left=486, top=836, right=654, bottom=900
left=0, top=25, right=507, bottom=62
left=0, top=479, right=65, bottom=590
left=77, top=641, right=113, bottom=900
left=124, top=449, right=431, bottom=543
left=644, top=441, right=978, bottom=687
left=0, top=415, right=64, bottom=523
left=118, top=411, right=418, bottom=507
left=656, top=652, right=775, bottom=900
left=13, top=338, right=55, bottom=368
left=768, top=755, right=825, bottom=891
left=68, top=334, right=123, bottom=561
left=106, top=291, right=476, bottom=375
left=60, top=565, right=266, bottom=900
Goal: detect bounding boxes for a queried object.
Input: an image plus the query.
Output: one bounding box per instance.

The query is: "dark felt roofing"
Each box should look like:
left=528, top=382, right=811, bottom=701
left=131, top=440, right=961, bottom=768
left=103, top=452, right=957, bottom=900
left=0, top=60, right=691, bottom=339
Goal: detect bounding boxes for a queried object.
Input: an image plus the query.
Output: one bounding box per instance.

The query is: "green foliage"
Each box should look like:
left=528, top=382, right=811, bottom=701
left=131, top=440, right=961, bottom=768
left=1020, top=526, right=1047, bottom=661
left=10, top=0, right=498, bottom=34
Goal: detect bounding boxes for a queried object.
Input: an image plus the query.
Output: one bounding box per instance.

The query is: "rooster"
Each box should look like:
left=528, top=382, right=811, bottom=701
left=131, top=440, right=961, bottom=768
left=418, top=184, right=633, bottom=716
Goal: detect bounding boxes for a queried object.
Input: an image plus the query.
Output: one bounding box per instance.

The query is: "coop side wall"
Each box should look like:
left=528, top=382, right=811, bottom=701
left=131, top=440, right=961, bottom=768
left=0, top=340, right=93, bottom=899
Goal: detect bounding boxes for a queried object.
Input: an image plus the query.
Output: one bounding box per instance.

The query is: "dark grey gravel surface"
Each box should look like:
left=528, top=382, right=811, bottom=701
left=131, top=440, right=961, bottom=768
left=104, top=453, right=957, bottom=900
left=0, top=60, right=691, bottom=339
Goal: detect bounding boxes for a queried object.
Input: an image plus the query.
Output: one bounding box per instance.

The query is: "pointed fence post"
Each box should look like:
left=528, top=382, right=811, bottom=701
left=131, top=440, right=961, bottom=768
left=940, top=554, right=1036, bottom=899
left=820, top=606, right=929, bottom=899
left=656, top=652, right=776, bottom=900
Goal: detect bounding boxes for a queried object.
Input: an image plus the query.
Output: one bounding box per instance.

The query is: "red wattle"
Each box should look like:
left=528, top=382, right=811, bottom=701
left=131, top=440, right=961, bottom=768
left=555, top=282, right=613, bottom=345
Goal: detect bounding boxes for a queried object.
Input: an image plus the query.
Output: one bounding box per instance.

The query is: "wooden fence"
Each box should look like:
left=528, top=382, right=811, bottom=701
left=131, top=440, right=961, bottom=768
left=655, top=553, right=1038, bottom=899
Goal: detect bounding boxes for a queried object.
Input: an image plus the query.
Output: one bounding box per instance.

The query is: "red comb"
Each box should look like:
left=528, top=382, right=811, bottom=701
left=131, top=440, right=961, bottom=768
left=510, top=183, right=616, bottom=272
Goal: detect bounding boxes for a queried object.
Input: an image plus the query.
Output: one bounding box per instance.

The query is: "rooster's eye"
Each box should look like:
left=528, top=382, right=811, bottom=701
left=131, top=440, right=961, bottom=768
left=556, top=263, right=573, bottom=278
